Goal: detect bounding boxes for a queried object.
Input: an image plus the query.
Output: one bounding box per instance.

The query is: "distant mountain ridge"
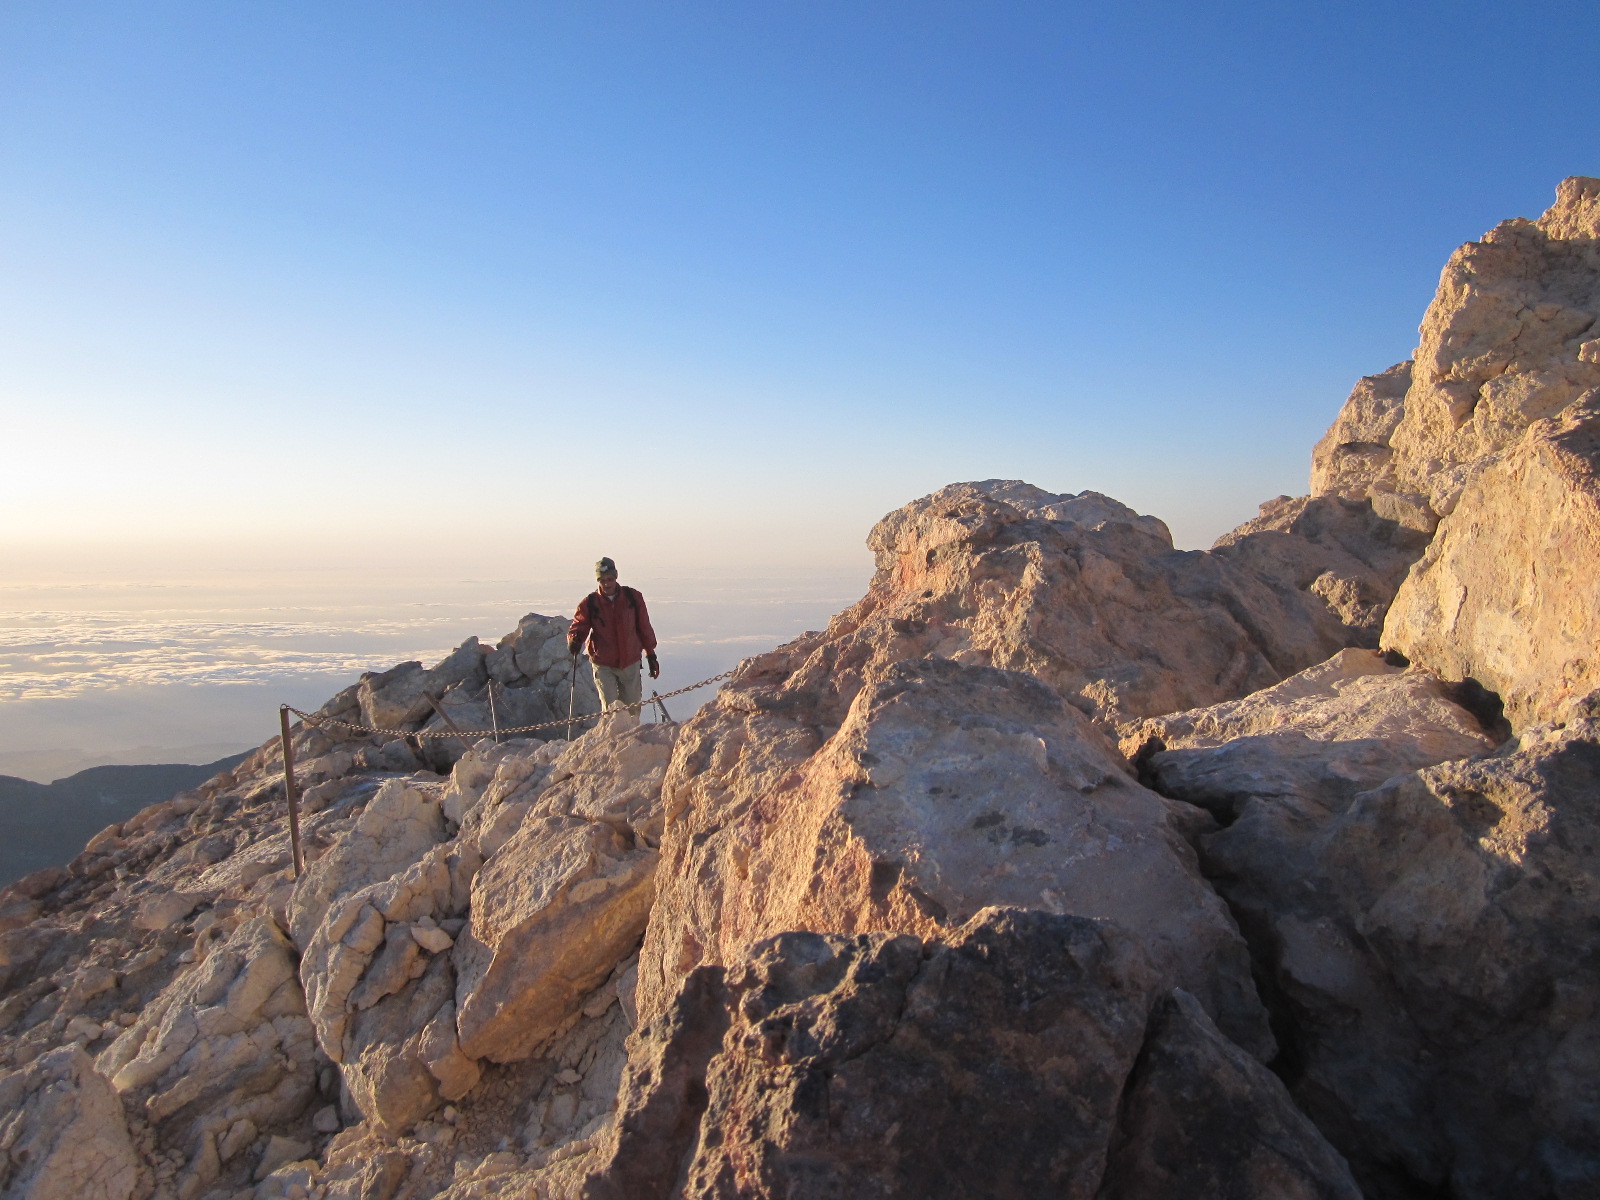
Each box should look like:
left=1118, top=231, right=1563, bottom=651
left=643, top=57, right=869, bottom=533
left=0, top=754, right=250, bottom=886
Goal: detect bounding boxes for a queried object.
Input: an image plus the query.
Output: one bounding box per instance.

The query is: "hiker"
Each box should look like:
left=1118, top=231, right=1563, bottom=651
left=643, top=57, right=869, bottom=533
left=567, top=557, right=659, bottom=720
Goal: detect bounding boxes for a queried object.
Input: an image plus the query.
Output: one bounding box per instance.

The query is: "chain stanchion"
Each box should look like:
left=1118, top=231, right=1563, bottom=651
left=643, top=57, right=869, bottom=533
left=422, top=691, right=475, bottom=753
left=278, top=705, right=305, bottom=878
left=283, top=668, right=736, bottom=741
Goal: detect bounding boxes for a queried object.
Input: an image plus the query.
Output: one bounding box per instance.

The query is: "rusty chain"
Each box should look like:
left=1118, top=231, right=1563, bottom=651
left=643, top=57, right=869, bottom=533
left=285, top=667, right=737, bottom=740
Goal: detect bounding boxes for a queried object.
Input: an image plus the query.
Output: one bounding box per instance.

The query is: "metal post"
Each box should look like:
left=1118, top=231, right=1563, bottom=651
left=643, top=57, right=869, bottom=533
left=651, top=690, right=673, bottom=724
left=486, top=679, right=501, bottom=744
left=422, top=691, right=475, bottom=754
left=278, top=706, right=304, bottom=879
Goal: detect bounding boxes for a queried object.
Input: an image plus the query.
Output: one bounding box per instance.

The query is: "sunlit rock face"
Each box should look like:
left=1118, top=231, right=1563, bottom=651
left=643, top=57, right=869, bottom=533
left=1384, top=392, right=1600, bottom=728
left=1309, top=176, right=1600, bottom=730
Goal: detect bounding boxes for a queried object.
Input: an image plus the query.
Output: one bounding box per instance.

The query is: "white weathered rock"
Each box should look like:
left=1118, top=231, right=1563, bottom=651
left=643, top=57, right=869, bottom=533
left=340, top=953, right=479, bottom=1135
left=295, top=829, right=481, bottom=1133
left=287, top=779, right=447, bottom=951
left=1124, top=647, right=1496, bottom=778
left=0, top=1047, right=145, bottom=1200
left=134, top=890, right=201, bottom=932
left=93, top=916, right=315, bottom=1200
left=254, top=1135, right=313, bottom=1181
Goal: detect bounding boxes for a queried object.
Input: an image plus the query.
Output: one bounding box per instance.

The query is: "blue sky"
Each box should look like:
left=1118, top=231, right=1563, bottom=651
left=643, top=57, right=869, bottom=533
left=2, top=1, right=1596, bottom=573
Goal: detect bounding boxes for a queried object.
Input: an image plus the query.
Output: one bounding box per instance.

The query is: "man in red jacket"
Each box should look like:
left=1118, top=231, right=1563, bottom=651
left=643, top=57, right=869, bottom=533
left=567, top=557, right=659, bottom=719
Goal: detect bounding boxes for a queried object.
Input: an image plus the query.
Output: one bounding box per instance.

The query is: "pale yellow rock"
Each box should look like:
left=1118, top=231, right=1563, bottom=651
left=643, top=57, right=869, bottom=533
left=1311, top=362, right=1413, bottom=498
left=411, top=921, right=455, bottom=954
left=854, top=478, right=1370, bottom=729
left=1384, top=393, right=1600, bottom=728
left=452, top=720, right=674, bottom=1063
left=453, top=815, right=658, bottom=1062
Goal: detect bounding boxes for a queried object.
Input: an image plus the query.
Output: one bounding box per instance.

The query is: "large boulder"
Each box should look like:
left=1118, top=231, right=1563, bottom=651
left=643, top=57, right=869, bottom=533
left=640, top=654, right=1272, bottom=1057
left=859, top=479, right=1369, bottom=727
left=1307, top=177, right=1600, bottom=519
left=453, top=720, right=676, bottom=1063
left=1210, top=493, right=1434, bottom=639
left=297, top=840, right=480, bottom=1134
left=588, top=909, right=1357, bottom=1200
left=287, top=779, right=448, bottom=951
left=1267, top=178, right=1600, bottom=732
left=1311, top=360, right=1414, bottom=499
left=1384, top=176, right=1600, bottom=515
left=357, top=639, right=488, bottom=731
left=1102, top=989, right=1361, bottom=1200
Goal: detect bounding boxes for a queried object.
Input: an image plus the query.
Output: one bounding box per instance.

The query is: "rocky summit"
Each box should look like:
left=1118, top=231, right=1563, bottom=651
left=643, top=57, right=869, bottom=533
left=3, top=178, right=1599, bottom=1200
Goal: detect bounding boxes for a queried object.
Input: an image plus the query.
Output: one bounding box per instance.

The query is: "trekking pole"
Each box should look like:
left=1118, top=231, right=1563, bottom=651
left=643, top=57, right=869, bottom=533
left=568, top=653, right=580, bottom=736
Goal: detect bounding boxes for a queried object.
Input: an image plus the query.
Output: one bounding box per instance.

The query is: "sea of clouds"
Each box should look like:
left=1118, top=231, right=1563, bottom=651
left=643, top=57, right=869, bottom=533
left=0, top=611, right=488, bottom=701
left=0, top=572, right=866, bottom=780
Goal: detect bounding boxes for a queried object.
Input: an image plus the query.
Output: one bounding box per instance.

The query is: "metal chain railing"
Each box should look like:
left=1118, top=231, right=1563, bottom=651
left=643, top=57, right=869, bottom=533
left=284, top=668, right=737, bottom=740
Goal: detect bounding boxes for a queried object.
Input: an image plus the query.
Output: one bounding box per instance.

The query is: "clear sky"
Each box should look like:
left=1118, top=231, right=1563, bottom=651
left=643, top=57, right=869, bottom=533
left=2, top=1, right=1596, bottom=575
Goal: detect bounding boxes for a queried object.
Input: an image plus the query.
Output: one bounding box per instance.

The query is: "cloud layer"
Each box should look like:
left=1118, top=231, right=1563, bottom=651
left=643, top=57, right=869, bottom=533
left=0, top=612, right=472, bottom=701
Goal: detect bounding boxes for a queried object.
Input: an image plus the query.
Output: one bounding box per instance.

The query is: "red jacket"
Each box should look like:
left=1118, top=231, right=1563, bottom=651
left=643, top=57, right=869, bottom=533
left=569, top=586, right=657, bottom=669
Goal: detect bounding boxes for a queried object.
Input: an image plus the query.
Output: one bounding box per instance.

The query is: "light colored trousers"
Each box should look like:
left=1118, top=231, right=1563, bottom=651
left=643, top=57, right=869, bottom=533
left=592, top=661, right=643, bottom=722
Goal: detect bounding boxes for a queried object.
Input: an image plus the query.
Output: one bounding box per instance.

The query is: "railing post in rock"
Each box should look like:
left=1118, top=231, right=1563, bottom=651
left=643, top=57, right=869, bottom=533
left=278, top=705, right=305, bottom=879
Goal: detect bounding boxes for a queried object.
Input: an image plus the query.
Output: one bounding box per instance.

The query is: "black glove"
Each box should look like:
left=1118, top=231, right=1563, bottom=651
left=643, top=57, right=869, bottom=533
left=567, top=638, right=582, bottom=657
left=646, top=651, right=660, bottom=679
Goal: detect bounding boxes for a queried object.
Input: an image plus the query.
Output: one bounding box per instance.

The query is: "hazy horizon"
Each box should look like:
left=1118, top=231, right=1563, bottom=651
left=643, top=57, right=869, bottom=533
left=0, top=561, right=870, bottom=781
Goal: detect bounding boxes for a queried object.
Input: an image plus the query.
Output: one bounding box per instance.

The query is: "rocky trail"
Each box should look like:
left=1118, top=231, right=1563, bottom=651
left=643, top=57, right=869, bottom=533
left=4, top=178, right=1600, bottom=1200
